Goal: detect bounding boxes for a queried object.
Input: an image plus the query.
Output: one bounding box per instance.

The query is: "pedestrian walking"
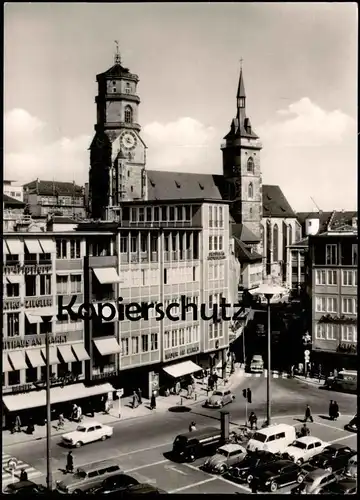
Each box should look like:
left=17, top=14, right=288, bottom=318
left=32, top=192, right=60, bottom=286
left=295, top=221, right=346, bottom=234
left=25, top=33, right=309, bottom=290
left=71, top=404, right=78, bottom=421
left=19, top=469, right=28, bottom=482
left=57, top=413, right=65, bottom=430
left=213, top=372, right=219, bottom=389
left=187, top=384, right=193, bottom=398
left=66, top=451, right=74, bottom=474
left=26, top=418, right=35, bottom=435
left=300, top=423, right=310, bottom=437
left=150, top=391, right=156, bottom=410
left=76, top=405, right=82, bottom=422
left=132, top=391, right=139, bottom=409
left=329, top=401, right=334, bottom=420
left=137, top=388, right=142, bottom=405
left=304, top=404, right=314, bottom=423
left=333, top=401, right=339, bottom=421
left=15, top=415, right=21, bottom=432
left=249, top=412, right=258, bottom=430
left=104, top=399, right=111, bottom=414
left=189, top=421, right=196, bottom=432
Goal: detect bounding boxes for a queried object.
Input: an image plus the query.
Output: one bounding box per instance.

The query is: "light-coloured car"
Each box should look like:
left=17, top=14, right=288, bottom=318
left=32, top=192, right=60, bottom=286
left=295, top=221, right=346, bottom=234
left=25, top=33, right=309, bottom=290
left=250, top=355, right=264, bottom=373
left=61, top=421, right=113, bottom=448
left=56, top=462, right=121, bottom=494
left=283, top=437, right=328, bottom=465
left=203, top=443, right=247, bottom=474
left=345, top=454, right=357, bottom=479
left=205, top=389, right=235, bottom=408
left=291, top=468, right=337, bottom=495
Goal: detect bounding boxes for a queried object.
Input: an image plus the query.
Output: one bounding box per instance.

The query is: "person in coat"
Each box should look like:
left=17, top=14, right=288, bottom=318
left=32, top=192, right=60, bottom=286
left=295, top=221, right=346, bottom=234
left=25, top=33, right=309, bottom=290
left=329, top=400, right=334, bottom=420
left=304, top=405, right=314, bottom=423
left=333, top=401, right=339, bottom=421
left=137, top=388, right=142, bottom=405
left=189, top=421, right=196, bottom=432
left=150, top=391, right=156, bottom=410
left=249, top=412, right=258, bottom=430
left=66, top=451, right=74, bottom=474
left=132, top=391, right=139, bottom=409
left=19, top=469, right=28, bottom=482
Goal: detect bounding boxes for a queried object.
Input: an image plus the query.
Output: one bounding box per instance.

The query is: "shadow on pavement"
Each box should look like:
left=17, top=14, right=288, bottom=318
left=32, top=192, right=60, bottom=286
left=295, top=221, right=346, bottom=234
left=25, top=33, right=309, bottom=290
left=318, top=415, right=333, bottom=421
left=168, top=406, right=192, bottom=413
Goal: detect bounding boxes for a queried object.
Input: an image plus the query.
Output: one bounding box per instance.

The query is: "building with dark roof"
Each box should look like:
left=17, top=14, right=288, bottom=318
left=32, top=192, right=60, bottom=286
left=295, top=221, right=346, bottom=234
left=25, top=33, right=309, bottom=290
left=23, top=179, right=86, bottom=219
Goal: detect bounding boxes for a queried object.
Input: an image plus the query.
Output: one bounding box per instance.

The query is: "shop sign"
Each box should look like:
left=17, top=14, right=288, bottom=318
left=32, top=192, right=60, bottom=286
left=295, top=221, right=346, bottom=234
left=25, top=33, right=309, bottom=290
left=25, top=297, right=53, bottom=309
left=11, top=383, right=34, bottom=394
left=187, top=345, right=199, bottom=354
left=337, top=343, right=357, bottom=354
left=4, top=264, right=52, bottom=275
left=165, top=350, right=180, bottom=361
left=92, top=370, right=118, bottom=381
left=3, top=334, right=67, bottom=350
left=4, top=299, right=22, bottom=311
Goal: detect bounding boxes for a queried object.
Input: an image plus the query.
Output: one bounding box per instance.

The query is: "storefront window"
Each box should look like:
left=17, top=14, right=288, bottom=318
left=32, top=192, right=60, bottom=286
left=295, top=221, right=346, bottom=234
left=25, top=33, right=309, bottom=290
left=26, top=367, right=38, bottom=383
left=8, top=370, right=20, bottom=386
left=71, top=361, right=82, bottom=377
left=58, top=363, right=69, bottom=378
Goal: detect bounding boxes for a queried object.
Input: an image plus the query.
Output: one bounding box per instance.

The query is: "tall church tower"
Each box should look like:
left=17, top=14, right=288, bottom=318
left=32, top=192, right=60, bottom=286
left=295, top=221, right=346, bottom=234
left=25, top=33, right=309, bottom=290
left=89, top=44, right=147, bottom=220
left=214, top=66, right=263, bottom=240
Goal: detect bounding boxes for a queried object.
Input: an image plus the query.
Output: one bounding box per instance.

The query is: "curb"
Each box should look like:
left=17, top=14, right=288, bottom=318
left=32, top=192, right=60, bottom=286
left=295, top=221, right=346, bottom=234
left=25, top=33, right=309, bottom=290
left=294, top=375, right=325, bottom=387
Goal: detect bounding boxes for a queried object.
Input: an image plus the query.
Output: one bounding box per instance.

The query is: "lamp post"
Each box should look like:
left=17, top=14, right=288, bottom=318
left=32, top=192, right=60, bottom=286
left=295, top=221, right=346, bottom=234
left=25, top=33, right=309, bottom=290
left=44, top=324, right=52, bottom=491
left=250, top=281, right=287, bottom=427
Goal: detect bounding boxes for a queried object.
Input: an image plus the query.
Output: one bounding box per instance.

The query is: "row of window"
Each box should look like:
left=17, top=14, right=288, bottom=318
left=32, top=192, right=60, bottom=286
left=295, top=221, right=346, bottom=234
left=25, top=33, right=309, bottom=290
left=3, top=361, right=83, bottom=387
left=5, top=253, right=52, bottom=265
left=164, top=325, right=200, bottom=349
left=56, top=240, right=81, bottom=259
left=40, top=196, right=83, bottom=206
left=315, top=269, right=357, bottom=286
left=315, top=324, right=357, bottom=343
left=126, top=205, right=193, bottom=223
left=209, top=236, right=224, bottom=252
left=5, top=312, right=83, bottom=338
left=208, top=263, right=225, bottom=281
left=208, top=206, right=224, bottom=227
left=209, top=322, right=224, bottom=340
left=315, top=296, right=357, bottom=314
left=120, top=333, right=158, bottom=356
left=7, top=275, right=52, bottom=298
left=56, top=274, right=82, bottom=295
left=325, top=244, right=357, bottom=266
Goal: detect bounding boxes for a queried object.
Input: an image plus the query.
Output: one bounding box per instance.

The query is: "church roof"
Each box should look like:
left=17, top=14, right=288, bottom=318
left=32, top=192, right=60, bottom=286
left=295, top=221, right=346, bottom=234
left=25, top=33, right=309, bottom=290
left=223, top=118, right=259, bottom=140
left=96, top=63, right=133, bottom=79
left=146, top=170, right=222, bottom=200
left=231, top=223, right=260, bottom=243
left=262, top=185, right=296, bottom=218
left=237, top=68, right=246, bottom=98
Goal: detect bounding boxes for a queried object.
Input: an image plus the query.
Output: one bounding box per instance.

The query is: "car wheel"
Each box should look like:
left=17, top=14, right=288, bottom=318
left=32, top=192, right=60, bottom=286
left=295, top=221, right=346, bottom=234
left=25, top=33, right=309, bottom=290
left=75, top=441, right=83, bottom=448
left=219, top=464, right=226, bottom=474
left=189, top=455, right=196, bottom=463
left=270, top=482, right=278, bottom=492
left=101, top=434, right=106, bottom=441
left=247, top=474, right=253, bottom=484
left=297, top=474, right=304, bottom=483
left=296, top=458, right=304, bottom=466
left=73, top=489, right=82, bottom=495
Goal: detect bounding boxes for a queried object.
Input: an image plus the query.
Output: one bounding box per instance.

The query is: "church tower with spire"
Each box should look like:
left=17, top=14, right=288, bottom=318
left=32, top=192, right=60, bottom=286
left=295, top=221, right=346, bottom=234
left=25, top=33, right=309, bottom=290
left=215, top=65, right=263, bottom=240
left=89, top=43, right=147, bottom=220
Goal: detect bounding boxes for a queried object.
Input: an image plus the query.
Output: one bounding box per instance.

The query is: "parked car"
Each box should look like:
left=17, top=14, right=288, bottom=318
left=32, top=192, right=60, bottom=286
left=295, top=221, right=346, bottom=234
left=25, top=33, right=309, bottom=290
left=309, top=444, right=356, bottom=473
left=227, top=451, right=278, bottom=483
left=205, top=389, right=235, bottom=408
left=283, top=436, right=328, bottom=465
left=320, top=478, right=357, bottom=495
left=291, top=468, right=337, bottom=494
left=61, top=421, right=113, bottom=448
left=345, top=414, right=358, bottom=433
left=254, top=459, right=305, bottom=492
left=344, top=454, right=357, bottom=479
left=120, top=484, right=167, bottom=495
left=172, top=427, right=223, bottom=462
left=202, top=443, right=247, bottom=474
left=3, top=481, right=47, bottom=495
left=86, top=474, right=139, bottom=494
left=55, top=462, right=122, bottom=494
left=250, top=355, right=264, bottom=373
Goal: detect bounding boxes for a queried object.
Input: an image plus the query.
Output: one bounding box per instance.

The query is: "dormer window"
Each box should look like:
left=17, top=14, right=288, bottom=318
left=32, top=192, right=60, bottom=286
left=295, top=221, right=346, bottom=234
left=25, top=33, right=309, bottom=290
left=247, top=157, right=254, bottom=173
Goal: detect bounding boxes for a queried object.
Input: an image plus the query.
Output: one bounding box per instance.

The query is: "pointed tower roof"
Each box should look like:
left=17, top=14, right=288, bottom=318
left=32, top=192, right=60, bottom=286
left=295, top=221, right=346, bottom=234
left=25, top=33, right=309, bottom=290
left=237, top=68, right=246, bottom=99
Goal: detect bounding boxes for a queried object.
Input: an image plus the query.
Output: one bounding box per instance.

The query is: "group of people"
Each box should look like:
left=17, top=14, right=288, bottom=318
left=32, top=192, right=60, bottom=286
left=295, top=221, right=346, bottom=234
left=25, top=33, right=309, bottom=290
left=132, top=389, right=157, bottom=410
left=71, top=404, right=83, bottom=422
left=11, top=415, right=35, bottom=435
left=329, top=400, right=340, bottom=421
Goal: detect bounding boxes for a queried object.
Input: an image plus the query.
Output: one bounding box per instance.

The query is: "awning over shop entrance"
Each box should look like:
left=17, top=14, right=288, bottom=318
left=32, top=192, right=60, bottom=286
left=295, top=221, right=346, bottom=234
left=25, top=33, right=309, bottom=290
left=163, top=360, right=202, bottom=379
left=92, top=267, right=122, bottom=284
left=3, top=354, right=13, bottom=373
left=93, top=337, right=121, bottom=356
left=26, top=349, right=45, bottom=368
left=2, top=382, right=116, bottom=413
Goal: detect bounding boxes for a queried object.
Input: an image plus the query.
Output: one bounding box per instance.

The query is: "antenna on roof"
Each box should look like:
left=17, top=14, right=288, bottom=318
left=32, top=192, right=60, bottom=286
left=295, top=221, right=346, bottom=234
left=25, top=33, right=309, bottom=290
left=310, top=196, right=321, bottom=213
left=114, top=40, right=121, bottom=65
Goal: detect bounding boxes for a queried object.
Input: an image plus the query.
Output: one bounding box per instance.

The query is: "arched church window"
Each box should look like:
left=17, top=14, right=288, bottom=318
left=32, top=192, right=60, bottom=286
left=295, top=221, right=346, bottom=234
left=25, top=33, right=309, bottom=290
left=124, top=106, right=133, bottom=124
left=247, top=157, right=254, bottom=173
left=273, top=223, right=279, bottom=262
left=248, top=182, right=254, bottom=199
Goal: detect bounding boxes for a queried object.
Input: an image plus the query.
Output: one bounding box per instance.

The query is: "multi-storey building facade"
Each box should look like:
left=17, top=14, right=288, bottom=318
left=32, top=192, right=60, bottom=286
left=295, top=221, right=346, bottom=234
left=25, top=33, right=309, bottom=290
left=309, top=225, right=358, bottom=372
left=4, top=180, right=24, bottom=202
left=23, top=179, right=86, bottom=219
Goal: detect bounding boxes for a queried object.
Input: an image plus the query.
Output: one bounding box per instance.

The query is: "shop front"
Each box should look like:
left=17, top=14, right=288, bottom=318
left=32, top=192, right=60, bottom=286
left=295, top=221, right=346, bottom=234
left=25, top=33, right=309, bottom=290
left=160, top=359, right=203, bottom=396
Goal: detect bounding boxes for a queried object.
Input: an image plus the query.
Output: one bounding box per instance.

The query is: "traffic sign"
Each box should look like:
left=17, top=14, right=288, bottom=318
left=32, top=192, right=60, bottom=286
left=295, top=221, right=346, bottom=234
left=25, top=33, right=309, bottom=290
left=7, top=458, right=17, bottom=471
left=116, top=389, right=124, bottom=398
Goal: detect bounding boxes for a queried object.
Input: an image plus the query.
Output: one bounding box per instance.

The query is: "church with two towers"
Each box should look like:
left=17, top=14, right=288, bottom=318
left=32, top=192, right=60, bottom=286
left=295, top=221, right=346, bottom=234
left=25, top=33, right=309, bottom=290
left=89, top=50, right=300, bottom=286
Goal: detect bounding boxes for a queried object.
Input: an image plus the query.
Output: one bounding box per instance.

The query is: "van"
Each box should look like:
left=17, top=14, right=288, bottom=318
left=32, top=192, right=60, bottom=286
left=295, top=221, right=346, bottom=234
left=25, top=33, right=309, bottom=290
left=247, top=424, right=296, bottom=455
left=250, top=355, right=264, bottom=373
left=328, top=370, right=357, bottom=393
left=172, top=427, right=223, bottom=462
left=55, top=461, right=122, bottom=494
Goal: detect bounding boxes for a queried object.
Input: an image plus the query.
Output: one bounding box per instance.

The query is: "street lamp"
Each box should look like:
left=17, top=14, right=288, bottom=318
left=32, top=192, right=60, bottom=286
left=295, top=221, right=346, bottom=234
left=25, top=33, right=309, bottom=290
left=250, top=281, right=287, bottom=427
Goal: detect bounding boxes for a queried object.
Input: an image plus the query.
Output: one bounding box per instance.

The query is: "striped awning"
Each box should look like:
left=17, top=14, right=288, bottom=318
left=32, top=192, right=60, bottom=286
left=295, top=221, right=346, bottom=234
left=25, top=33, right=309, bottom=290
left=71, top=343, right=90, bottom=362
left=26, top=349, right=45, bottom=368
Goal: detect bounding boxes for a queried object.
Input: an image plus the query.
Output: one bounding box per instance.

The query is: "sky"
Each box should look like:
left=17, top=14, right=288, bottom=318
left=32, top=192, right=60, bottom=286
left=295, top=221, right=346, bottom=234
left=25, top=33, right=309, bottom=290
left=4, top=2, right=358, bottom=212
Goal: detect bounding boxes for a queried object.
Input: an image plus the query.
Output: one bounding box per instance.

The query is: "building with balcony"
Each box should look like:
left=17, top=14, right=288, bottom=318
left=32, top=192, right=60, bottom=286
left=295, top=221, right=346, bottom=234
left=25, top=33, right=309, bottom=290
left=308, top=224, right=358, bottom=372
left=23, top=179, right=86, bottom=219
left=4, top=180, right=24, bottom=202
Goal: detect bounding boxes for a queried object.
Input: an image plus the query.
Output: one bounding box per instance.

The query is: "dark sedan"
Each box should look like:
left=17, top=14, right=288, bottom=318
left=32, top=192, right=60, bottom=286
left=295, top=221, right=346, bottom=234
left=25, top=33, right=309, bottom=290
left=86, top=474, right=139, bottom=494
left=320, top=478, right=357, bottom=495
left=3, top=481, right=47, bottom=495
left=253, top=459, right=305, bottom=492
left=226, top=451, right=278, bottom=484
left=309, top=444, right=356, bottom=473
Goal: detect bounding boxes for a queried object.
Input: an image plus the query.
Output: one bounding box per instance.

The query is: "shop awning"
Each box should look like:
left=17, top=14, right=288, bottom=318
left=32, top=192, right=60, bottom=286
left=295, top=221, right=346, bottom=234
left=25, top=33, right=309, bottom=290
left=28, top=307, right=57, bottom=317
left=83, top=383, right=115, bottom=398
left=6, top=239, right=23, bottom=255
left=3, top=240, right=9, bottom=255
left=40, top=346, right=60, bottom=365
left=26, top=349, right=45, bottom=368
left=6, top=275, right=23, bottom=284
left=38, top=239, right=55, bottom=254
left=2, top=383, right=88, bottom=413
left=25, top=312, right=44, bottom=324
left=25, top=239, right=43, bottom=254
left=57, top=345, right=77, bottom=363
left=163, top=360, right=202, bottom=379
left=3, top=354, right=13, bottom=373
left=93, top=267, right=122, bottom=285
left=93, top=337, right=121, bottom=356
left=8, top=351, right=28, bottom=371
left=72, top=343, right=90, bottom=361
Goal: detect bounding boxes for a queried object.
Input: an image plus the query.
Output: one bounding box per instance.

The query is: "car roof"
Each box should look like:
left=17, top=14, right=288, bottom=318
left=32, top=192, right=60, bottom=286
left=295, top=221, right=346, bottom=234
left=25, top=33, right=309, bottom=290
left=178, top=426, right=220, bottom=439
left=307, top=468, right=332, bottom=479
left=267, top=459, right=292, bottom=468
left=78, top=461, right=121, bottom=473
left=324, top=443, right=347, bottom=450
left=77, top=421, right=102, bottom=428
left=254, top=424, right=294, bottom=435
left=218, top=443, right=244, bottom=453
left=295, top=436, right=321, bottom=444
left=7, top=481, right=38, bottom=490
